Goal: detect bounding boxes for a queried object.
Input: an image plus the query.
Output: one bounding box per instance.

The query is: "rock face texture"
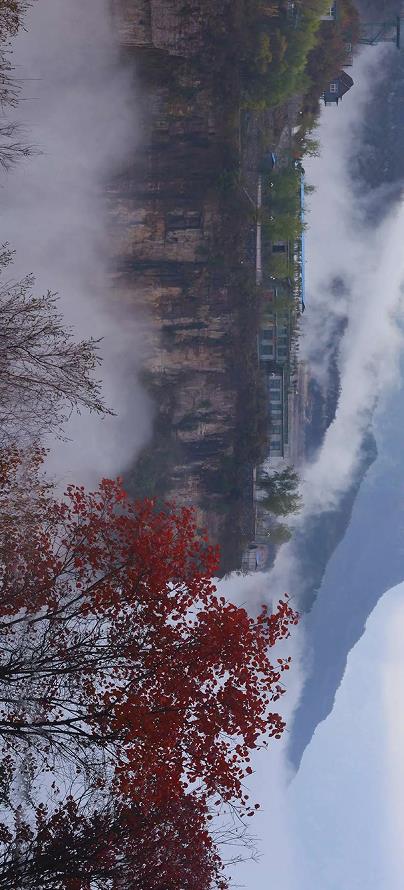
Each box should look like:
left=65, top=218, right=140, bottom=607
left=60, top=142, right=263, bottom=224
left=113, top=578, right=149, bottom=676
left=112, top=0, right=228, bottom=55
left=108, top=0, right=255, bottom=570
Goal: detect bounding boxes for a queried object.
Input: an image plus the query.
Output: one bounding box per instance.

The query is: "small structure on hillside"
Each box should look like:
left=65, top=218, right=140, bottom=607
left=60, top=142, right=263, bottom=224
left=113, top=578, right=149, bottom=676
left=323, top=70, right=354, bottom=106
left=344, top=41, right=354, bottom=66
left=359, top=18, right=401, bottom=49
left=321, top=2, right=337, bottom=22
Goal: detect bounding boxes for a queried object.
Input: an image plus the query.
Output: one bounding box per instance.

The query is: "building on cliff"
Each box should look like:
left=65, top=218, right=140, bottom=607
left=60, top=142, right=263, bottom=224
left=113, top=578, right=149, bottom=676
left=258, top=171, right=305, bottom=464
left=258, top=286, right=292, bottom=462
left=321, top=2, right=337, bottom=21
left=299, top=169, right=306, bottom=313
left=323, top=70, right=354, bottom=106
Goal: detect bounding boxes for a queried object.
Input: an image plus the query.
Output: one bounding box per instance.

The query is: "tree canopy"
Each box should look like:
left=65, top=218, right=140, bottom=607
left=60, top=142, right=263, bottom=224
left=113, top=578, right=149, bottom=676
left=258, top=465, right=302, bottom=516
left=0, top=450, right=298, bottom=887
left=0, top=795, right=226, bottom=890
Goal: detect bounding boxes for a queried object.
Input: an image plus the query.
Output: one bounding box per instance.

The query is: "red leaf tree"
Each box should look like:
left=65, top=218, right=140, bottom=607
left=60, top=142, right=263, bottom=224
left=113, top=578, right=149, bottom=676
left=0, top=450, right=298, bottom=813
left=0, top=794, right=227, bottom=890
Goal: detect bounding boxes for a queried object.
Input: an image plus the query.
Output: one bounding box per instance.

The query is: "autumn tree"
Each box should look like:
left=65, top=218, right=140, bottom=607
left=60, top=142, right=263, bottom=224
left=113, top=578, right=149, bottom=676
left=0, top=246, right=111, bottom=444
left=0, top=451, right=297, bottom=814
left=0, top=794, right=228, bottom=890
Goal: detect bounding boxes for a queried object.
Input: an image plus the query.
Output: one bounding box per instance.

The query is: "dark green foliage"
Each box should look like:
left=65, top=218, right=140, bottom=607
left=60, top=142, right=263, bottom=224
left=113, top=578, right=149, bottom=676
left=303, top=1, right=358, bottom=112
left=258, top=465, right=302, bottom=516
left=241, top=0, right=330, bottom=110
left=262, top=164, right=305, bottom=243
left=269, top=521, right=293, bottom=545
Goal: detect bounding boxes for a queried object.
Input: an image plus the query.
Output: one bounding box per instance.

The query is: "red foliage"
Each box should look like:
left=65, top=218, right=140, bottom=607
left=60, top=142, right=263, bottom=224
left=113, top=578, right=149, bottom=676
left=0, top=794, right=227, bottom=890
left=0, top=452, right=298, bottom=814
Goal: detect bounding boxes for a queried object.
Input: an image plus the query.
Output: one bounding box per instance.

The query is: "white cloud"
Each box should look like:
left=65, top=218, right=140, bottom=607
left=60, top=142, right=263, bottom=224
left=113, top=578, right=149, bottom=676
left=1, top=0, right=152, bottom=486
left=301, top=46, right=404, bottom=514
left=229, top=581, right=404, bottom=890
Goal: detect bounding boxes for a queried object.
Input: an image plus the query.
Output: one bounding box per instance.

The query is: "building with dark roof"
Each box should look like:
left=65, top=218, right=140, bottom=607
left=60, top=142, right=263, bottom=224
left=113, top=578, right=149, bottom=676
left=323, top=70, right=354, bottom=106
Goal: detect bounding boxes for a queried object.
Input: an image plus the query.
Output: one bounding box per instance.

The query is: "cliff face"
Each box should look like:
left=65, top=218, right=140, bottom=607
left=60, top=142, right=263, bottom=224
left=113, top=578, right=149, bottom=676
left=108, top=0, right=256, bottom=570
left=112, top=0, right=221, bottom=56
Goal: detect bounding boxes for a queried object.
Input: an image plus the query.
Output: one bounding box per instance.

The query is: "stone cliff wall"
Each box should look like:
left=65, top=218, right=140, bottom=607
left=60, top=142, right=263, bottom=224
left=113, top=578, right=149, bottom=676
left=112, top=0, right=231, bottom=57
left=107, top=0, right=256, bottom=571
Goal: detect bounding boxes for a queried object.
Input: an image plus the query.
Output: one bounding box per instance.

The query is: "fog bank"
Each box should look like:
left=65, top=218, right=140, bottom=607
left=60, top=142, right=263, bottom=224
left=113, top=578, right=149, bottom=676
left=301, top=45, right=404, bottom=516
left=1, top=0, right=151, bottom=486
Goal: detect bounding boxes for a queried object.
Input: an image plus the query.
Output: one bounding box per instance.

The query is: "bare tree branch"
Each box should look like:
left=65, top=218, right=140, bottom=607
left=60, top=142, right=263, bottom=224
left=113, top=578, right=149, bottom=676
left=0, top=247, right=113, bottom=445
left=0, top=122, right=36, bottom=170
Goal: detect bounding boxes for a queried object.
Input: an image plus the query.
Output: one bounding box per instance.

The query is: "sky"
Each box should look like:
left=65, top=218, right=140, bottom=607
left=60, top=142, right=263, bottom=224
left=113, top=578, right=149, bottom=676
left=4, top=6, right=404, bottom=890
left=227, top=581, right=404, bottom=890
left=290, top=580, right=404, bottom=890
left=301, top=45, right=404, bottom=517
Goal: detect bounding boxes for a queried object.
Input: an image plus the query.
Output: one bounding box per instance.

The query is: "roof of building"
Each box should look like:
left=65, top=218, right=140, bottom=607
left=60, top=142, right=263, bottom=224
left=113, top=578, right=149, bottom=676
left=323, top=70, right=354, bottom=105
left=339, top=70, right=354, bottom=96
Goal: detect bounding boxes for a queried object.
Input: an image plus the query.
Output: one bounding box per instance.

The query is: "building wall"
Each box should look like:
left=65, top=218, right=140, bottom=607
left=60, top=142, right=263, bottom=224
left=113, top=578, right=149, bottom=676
left=258, top=224, right=303, bottom=464
left=267, top=372, right=284, bottom=457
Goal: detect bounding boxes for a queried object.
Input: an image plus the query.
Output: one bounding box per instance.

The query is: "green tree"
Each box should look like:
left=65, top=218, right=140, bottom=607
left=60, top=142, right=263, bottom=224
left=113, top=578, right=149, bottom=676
left=270, top=521, right=293, bottom=545
left=258, top=466, right=302, bottom=516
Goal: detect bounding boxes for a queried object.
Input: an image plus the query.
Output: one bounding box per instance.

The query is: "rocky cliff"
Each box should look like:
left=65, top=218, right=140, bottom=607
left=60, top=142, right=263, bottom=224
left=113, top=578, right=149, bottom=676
left=108, top=0, right=259, bottom=571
